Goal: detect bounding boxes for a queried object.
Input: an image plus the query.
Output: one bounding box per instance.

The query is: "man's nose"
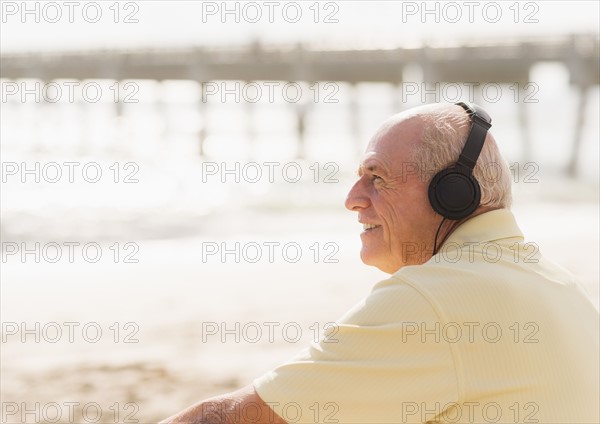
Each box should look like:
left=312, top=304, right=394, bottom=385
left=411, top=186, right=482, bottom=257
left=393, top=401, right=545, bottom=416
left=345, top=179, right=370, bottom=211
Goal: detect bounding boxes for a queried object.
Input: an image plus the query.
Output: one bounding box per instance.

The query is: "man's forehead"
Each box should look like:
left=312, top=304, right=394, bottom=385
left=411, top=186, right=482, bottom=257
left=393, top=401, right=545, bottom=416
left=357, top=138, right=412, bottom=176
left=357, top=153, right=388, bottom=175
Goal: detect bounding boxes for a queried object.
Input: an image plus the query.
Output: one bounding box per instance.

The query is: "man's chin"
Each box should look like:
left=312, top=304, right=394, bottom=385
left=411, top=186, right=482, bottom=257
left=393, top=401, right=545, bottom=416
left=360, top=248, right=385, bottom=270
left=359, top=247, right=375, bottom=264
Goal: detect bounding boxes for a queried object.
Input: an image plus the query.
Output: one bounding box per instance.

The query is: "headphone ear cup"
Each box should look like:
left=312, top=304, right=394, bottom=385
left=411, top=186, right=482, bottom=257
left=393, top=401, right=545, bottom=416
left=428, top=167, right=481, bottom=220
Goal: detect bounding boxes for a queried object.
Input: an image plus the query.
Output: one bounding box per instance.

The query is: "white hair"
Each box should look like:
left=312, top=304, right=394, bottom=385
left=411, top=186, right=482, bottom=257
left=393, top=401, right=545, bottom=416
left=411, top=109, right=513, bottom=209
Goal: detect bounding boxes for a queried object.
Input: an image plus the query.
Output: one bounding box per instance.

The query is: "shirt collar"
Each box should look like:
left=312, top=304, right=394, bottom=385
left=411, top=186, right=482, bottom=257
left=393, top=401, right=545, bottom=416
left=441, top=208, right=524, bottom=248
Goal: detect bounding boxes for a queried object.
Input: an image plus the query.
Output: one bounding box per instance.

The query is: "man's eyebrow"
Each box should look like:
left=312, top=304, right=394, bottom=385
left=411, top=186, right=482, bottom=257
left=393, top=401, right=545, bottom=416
left=357, top=163, right=388, bottom=176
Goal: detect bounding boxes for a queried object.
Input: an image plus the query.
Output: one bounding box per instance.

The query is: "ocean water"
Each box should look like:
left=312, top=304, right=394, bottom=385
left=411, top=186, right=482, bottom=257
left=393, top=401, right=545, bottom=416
left=2, top=69, right=599, bottom=239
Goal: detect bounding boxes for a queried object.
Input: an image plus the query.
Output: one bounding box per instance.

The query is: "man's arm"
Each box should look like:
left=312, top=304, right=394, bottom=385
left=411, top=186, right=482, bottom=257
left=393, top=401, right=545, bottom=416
left=159, top=384, right=287, bottom=424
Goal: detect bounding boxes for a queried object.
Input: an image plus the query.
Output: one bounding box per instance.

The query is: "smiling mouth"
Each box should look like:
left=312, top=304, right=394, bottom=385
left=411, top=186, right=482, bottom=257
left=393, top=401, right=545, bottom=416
left=362, top=223, right=381, bottom=232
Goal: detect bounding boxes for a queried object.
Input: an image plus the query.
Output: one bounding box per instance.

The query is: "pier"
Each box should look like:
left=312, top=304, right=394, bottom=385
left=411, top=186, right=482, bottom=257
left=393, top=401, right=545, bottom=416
left=2, top=34, right=598, bottom=175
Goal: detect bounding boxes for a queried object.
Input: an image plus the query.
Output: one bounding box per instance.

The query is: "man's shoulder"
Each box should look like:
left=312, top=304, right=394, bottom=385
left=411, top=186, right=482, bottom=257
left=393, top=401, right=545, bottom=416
left=337, top=275, right=442, bottom=326
left=387, top=241, right=595, bottom=327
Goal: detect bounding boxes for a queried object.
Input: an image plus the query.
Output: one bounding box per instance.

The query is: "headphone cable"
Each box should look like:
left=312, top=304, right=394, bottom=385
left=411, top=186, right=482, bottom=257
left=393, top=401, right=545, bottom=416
left=432, top=217, right=446, bottom=257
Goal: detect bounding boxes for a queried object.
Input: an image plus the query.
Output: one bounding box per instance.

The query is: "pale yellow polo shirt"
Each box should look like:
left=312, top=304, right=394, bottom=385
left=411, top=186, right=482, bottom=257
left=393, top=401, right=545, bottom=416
left=254, top=209, right=599, bottom=423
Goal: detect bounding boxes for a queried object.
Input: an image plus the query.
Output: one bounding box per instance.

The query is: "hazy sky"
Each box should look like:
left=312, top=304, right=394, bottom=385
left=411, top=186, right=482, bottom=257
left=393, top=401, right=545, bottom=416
left=1, top=1, right=598, bottom=52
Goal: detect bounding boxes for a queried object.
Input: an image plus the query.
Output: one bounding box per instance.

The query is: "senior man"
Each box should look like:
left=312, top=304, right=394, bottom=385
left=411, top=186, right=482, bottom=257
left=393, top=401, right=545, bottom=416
left=161, top=102, right=599, bottom=423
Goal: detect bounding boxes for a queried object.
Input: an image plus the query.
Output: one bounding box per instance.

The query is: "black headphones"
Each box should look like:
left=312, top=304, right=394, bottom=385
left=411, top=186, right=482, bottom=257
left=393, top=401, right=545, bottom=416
left=427, top=101, right=492, bottom=220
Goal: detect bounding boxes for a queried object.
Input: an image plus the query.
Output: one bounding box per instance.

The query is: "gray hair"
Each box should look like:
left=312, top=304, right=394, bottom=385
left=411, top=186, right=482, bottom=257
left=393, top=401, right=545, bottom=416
left=411, top=110, right=513, bottom=209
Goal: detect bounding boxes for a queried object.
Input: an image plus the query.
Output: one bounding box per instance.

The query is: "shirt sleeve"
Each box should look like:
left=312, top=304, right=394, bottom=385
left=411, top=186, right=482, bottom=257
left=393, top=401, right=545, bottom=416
left=253, top=277, right=459, bottom=424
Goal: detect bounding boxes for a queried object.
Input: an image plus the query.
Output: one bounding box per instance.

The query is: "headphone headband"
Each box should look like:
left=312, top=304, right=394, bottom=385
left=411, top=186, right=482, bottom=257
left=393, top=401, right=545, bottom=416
left=455, top=101, right=492, bottom=172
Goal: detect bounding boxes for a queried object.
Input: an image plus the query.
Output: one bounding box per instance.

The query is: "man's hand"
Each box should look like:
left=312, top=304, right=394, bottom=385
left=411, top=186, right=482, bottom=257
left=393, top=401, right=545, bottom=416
left=159, top=384, right=287, bottom=424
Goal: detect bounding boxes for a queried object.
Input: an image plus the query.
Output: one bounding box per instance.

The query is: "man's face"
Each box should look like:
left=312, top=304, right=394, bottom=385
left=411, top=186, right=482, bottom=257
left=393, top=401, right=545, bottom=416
left=345, top=115, right=438, bottom=274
